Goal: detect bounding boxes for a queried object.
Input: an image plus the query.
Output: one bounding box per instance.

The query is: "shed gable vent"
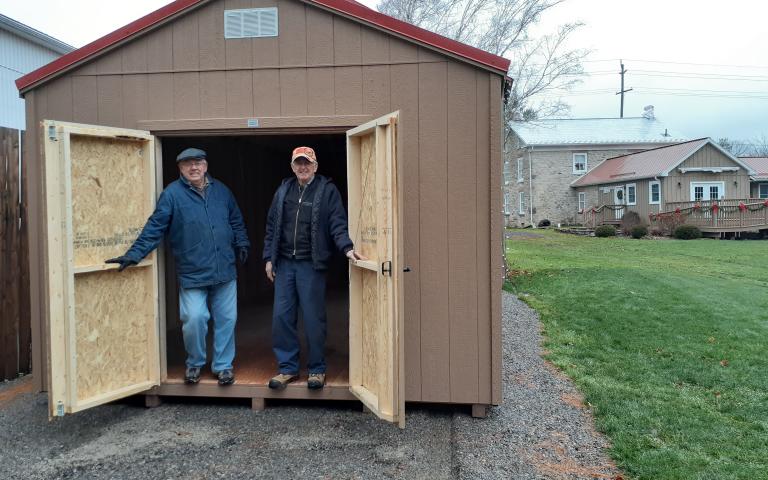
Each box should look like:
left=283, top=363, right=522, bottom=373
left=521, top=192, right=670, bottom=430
left=224, top=8, right=278, bottom=39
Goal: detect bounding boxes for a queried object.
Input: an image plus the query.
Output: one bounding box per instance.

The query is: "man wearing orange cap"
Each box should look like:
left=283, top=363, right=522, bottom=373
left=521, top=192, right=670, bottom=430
left=263, top=146, right=364, bottom=390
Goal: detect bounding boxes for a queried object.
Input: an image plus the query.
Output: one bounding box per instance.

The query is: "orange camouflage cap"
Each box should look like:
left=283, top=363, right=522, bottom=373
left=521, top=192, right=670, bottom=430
left=291, top=146, right=317, bottom=163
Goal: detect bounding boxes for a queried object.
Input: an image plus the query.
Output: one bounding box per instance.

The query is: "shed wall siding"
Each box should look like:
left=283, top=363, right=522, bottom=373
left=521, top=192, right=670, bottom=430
left=24, top=0, right=502, bottom=405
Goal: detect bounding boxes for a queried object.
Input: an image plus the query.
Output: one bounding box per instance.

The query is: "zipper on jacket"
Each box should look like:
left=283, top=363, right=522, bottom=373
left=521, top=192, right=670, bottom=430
left=292, top=184, right=305, bottom=256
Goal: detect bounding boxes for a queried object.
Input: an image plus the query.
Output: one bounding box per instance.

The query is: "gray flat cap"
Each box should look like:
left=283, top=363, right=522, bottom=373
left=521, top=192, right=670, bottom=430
left=176, top=147, right=207, bottom=163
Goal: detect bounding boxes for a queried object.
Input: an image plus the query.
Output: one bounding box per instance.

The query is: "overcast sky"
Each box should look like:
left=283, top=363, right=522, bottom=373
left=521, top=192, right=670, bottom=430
left=2, top=0, right=766, bottom=143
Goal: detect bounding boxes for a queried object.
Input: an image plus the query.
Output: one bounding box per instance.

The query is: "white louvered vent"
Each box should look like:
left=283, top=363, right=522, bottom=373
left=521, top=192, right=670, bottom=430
left=224, top=8, right=278, bottom=39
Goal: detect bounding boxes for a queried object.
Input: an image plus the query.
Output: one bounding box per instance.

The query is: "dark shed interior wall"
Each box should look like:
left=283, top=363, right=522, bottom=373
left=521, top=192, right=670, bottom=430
left=25, top=0, right=503, bottom=405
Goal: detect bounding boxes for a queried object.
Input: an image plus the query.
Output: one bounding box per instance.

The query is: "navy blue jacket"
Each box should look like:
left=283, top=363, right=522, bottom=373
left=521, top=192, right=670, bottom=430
left=263, top=175, right=353, bottom=271
left=125, top=175, right=250, bottom=289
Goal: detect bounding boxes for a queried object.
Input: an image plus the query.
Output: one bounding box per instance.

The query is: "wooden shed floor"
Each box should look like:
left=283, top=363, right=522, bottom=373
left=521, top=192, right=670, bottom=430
left=162, top=297, right=352, bottom=399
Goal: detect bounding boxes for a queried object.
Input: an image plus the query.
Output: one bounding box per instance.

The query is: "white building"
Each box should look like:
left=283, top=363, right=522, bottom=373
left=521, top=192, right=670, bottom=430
left=0, top=14, right=73, bottom=130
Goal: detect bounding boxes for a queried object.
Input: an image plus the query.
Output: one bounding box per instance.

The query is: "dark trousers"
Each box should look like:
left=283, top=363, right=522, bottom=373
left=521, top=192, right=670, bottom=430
left=272, top=257, right=327, bottom=374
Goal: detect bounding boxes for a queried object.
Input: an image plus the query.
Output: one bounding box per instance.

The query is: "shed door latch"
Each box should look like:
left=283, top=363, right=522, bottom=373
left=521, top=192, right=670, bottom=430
left=381, top=261, right=392, bottom=277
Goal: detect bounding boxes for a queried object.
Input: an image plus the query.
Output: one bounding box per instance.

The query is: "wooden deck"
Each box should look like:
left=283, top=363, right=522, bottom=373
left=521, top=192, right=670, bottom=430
left=582, top=199, right=768, bottom=234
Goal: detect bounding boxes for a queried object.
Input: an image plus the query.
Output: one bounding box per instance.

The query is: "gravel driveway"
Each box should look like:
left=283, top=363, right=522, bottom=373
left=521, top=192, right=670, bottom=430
left=0, top=293, right=620, bottom=480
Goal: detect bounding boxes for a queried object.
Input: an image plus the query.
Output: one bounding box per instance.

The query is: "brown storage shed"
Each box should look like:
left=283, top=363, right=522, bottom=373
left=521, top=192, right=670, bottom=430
left=17, top=0, right=510, bottom=426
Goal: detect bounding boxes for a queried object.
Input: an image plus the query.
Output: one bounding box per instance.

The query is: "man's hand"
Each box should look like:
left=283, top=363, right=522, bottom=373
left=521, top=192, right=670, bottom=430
left=265, top=261, right=275, bottom=283
left=238, top=247, right=249, bottom=265
left=105, top=256, right=137, bottom=272
left=346, top=250, right=367, bottom=261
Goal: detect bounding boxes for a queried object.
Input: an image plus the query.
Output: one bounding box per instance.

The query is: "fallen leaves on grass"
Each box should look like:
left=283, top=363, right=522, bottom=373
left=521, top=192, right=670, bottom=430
left=720, top=359, right=729, bottom=367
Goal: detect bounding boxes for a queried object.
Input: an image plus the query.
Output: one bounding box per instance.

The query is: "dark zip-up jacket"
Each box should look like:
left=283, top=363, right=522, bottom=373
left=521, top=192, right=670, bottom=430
left=278, top=178, right=318, bottom=260
left=263, top=175, right=353, bottom=271
left=124, top=175, right=250, bottom=288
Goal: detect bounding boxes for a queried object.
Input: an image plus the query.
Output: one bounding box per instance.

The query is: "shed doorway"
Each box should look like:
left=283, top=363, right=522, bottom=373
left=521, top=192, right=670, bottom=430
left=160, top=134, right=350, bottom=389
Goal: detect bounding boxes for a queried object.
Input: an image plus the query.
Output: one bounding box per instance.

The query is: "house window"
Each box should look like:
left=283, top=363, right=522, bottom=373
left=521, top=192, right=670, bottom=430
left=626, top=183, right=637, bottom=205
left=691, top=182, right=725, bottom=201
left=519, top=192, right=526, bottom=215
left=760, top=184, right=768, bottom=199
left=504, top=192, right=512, bottom=215
left=578, top=192, right=586, bottom=212
left=573, top=153, right=587, bottom=174
left=649, top=181, right=661, bottom=204
left=516, top=157, right=524, bottom=183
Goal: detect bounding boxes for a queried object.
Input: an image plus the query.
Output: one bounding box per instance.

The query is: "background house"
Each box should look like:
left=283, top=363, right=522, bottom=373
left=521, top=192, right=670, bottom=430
left=0, top=13, right=73, bottom=129
left=506, top=111, right=686, bottom=227
left=0, top=14, right=72, bottom=382
left=572, top=138, right=756, bottom=225
left=740, top=157, right=768, bottom=199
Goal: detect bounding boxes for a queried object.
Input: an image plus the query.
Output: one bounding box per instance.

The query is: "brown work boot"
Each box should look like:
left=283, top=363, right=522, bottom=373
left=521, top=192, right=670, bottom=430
left=307, top=373, right=326, bottom=390
left=268, top=373, right=298, bottom=389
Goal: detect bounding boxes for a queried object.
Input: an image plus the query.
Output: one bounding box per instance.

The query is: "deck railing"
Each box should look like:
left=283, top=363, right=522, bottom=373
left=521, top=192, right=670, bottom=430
left=652, top=199, right=768, bottom=231
left=581, top=205, right=626, bottom=228
left=581, top=199, right=768, bottom=232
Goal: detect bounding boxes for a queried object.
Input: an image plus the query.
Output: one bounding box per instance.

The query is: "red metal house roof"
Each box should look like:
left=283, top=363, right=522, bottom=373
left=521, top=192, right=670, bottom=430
left=570, top=138, right=757, bottom=187
left=739, top=157, right=768, bottom=180
left=16, top=0, right=510, bottom=94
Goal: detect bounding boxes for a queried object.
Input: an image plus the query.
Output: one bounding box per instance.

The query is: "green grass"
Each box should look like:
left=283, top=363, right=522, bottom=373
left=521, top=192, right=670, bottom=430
left=505, top=230, right=768, bottom=480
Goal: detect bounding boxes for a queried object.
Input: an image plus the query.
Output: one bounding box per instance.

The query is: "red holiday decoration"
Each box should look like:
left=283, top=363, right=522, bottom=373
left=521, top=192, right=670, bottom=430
left=693, top=203, right=701, bottom=211
left=738, top=202, right=747, bottom=212
left=764, top=200, right=768, bottom=207
left=675, top=207, right=681, bottom=214
left=712, top=203, right=719, bottom=215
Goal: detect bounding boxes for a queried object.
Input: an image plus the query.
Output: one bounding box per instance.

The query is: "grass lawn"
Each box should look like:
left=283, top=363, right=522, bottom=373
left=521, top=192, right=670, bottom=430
left=505, top=230, right=768, bottom=480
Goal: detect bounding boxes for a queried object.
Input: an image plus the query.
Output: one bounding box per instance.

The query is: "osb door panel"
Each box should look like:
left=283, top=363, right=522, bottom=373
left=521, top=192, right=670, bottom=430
left=43, top=121, right=160, bottom=417
left=346, top=111, right=405, bottom=427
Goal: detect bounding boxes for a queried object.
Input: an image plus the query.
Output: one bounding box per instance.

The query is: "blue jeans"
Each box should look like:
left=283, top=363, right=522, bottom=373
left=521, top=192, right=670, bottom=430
left=179, top=279, right=237, bottom=372
left=272, top=258, right=327, bottom=374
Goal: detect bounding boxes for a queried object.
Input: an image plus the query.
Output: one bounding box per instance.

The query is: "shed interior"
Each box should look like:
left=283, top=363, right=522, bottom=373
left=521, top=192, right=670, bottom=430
left=160, top=133, right=351, bottom=388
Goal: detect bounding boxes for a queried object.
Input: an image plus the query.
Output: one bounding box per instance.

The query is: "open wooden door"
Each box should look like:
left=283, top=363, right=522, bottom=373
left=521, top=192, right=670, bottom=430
left=346, top=111, right=405, bottom=428
left=43, top=121, right=160, bottom=417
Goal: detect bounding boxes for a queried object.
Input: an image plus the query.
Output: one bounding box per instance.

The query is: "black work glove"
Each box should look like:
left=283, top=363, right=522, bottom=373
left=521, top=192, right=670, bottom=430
left=105, top=256, right=137, bottom=272
left=237, top=247, right=249, bottom=265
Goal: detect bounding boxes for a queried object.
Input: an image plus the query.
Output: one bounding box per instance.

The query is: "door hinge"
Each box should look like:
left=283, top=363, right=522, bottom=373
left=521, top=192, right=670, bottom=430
left=56, top=401, right=64, bottom=417
left=381, top=261, right=392, bottom=277
left=48, top=125, right=57, bottom=141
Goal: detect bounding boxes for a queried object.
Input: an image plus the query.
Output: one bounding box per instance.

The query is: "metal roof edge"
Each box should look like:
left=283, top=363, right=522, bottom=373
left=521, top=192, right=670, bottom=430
left=0, top=13, right=74, bottom=55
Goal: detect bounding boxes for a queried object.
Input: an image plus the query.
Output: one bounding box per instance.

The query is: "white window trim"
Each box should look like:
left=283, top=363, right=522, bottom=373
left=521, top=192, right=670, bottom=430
left=578, top=192, right=586, bottom=212
left=516, top=157, right=524, bottom=183
left=649, top=181, right=661, bottom=205
left=626, top=183, right=637, bottom=205
left=760, top=183, right=768, bottom=199
left=572, top=152, right=587, bottom=174
left=518, top=192, right=526, bottom=215
left=689, top=181, right=725, bottom=201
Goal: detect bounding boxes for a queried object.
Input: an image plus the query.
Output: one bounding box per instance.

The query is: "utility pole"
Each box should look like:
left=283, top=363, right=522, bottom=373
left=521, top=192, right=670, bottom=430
left=616, top=60, right=633, bottom=118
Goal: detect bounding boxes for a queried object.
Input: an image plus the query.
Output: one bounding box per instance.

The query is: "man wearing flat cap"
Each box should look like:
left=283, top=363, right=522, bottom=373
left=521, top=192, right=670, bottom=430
left=263, top=146, right=364, bottom=390
left=106, top=147, right=250, bottom=386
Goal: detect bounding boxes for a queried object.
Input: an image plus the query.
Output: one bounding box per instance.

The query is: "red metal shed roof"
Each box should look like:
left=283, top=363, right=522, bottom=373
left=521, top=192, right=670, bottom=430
left=16, top=0, right=510, bottom=94
left=739, top=157, right=768, bottom=180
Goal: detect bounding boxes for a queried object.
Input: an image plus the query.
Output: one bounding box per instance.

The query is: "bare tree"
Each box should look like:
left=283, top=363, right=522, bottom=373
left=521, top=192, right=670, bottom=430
left=718, top=136, right=768, bottom=157
left=377, top=0, right=588, bottom=129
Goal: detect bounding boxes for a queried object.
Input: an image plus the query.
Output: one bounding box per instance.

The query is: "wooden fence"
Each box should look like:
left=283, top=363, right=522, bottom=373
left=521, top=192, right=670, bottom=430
left=0, top=127, right=30, bottom=381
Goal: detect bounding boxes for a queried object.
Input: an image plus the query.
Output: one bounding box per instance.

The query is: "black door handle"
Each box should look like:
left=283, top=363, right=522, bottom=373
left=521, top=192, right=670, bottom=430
left=403, top=266, right=411, bottom=272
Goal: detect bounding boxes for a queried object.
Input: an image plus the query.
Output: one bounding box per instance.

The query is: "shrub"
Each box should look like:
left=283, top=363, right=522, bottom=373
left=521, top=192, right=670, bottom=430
left=594, top=225, right=617, bottom=237
left=649, top=227, right=665, bottom=237
left=630, top=225, right=648, bottom=239
left=674, top=224, right=702, bottom=240
left=620, top=211, right=642, bottom=235
left=537, top=219, right=551, bottom=228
